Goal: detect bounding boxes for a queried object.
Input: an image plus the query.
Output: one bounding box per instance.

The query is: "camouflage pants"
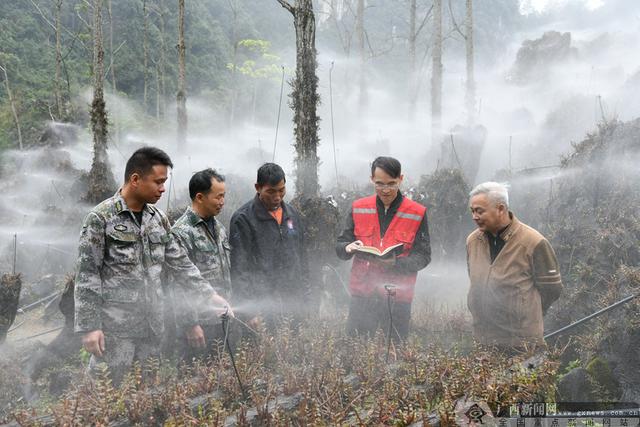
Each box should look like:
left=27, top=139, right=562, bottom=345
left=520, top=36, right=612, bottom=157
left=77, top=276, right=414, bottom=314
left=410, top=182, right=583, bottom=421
left=88, top=334, right=161, bottom=385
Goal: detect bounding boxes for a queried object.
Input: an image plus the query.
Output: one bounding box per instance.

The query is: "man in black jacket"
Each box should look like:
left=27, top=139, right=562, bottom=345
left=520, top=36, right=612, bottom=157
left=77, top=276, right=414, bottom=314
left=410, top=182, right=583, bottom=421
left=229, top=163, right=309, bottom=330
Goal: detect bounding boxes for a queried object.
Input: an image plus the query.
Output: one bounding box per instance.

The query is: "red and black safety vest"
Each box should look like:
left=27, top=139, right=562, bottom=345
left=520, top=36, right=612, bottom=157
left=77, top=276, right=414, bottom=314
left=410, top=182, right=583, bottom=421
left=349, top=195, right=426, bottom=303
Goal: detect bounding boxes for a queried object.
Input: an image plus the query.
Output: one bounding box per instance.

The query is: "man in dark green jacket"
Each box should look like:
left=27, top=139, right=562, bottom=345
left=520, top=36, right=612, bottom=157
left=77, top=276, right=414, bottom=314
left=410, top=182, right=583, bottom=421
left=171, top=168, right=232, bottom=360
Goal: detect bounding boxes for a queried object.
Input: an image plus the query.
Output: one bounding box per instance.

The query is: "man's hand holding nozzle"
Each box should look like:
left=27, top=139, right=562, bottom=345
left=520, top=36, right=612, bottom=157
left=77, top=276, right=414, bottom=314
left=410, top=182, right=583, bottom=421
left=211, top=293, right=234, bottom=318
left=345, top=240, right=364, bottom=254
left=82, top=329, right=106, bottom=357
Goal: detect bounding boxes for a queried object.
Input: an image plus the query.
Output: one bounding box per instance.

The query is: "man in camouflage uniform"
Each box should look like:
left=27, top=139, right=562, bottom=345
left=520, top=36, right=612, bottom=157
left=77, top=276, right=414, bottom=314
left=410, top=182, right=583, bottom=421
left=74, top=147, right=232, bottom=384
left=171, top=168, right=232, bottom=361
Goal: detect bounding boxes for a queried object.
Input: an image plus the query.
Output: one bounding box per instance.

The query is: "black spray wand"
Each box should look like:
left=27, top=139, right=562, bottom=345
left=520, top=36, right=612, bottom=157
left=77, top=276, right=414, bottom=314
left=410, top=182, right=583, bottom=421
left=221, top=307, right=248, bottom=400
left=384, top=285, right=396, bottom=363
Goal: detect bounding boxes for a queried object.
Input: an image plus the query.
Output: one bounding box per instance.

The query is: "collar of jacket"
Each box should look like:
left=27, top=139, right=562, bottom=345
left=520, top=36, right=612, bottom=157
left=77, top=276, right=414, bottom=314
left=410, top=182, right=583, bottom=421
left=183, top=205, right=213, bottom=227
left=252, top=194, right=291, bottom=222
left=375, top=192, right=403, bottom=212
left=113, top=189, right=156, bottom=217
left=476, top=212, right=520, bottom=242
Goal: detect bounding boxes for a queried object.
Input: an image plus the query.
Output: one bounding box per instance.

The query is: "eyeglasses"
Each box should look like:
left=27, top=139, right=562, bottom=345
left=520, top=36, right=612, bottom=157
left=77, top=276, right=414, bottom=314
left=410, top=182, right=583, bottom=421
left=374, top=182, right=400, bottom=190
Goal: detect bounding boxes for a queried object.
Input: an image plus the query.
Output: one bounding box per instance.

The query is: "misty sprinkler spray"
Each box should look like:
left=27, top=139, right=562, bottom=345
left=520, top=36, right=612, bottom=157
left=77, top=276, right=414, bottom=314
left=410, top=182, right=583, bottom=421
left=384, top=285, right=396, bottom=363
left=221, top=306, right=248, bottom=400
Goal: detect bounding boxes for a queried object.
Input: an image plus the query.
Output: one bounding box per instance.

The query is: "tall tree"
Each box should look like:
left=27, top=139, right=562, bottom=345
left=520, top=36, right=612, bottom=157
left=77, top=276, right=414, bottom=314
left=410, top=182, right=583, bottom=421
left=431, top=0, right=442, bottom=145
left=356, top=0, right=366, bottom=109
left=106, top=0, right=119, bottom=144
left=227, top=0, right=240, bottom=129
left=154, top=61, right=163, bottom=120
left=464, top=0, right=475, bottom=126
left=407, top=0, right=432, bottom=120
left=408, top=0, right=416, bottom=112
left=151, top=0, right=167, bottom=120
left=142, top=0, right=149, bottom=113
left=176, top=0, right=187, bottom=148
left=450, top=0, right=476, bottom=126
left=0, top=63, right=23, bottom=150
left=276, top=0, right=320, bottom=197
left=27, top=0, right=76, bottom=120
left=86, top=0, right=116, bottom=203
left=54, top=0, right=64, bottom=119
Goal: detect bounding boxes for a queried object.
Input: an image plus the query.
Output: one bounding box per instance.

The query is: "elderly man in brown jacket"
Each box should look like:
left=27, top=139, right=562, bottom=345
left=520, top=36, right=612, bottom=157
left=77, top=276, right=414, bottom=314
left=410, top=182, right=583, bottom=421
left=466, top=182, right=562, bottom=352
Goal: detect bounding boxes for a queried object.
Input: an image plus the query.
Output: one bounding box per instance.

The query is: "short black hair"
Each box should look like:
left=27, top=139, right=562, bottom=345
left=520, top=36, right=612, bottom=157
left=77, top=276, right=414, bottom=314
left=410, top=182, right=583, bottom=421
left=371, top=156, right=401, bottom=178
left=256, top=163, right=286, bottom=186
left=124, top=147, right=173, bottom=182
left=189, top=168, right=225, bottom=200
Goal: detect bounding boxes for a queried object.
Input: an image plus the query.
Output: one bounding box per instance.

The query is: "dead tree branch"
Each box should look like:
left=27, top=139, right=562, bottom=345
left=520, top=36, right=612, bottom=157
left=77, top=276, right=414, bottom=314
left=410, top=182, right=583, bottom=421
left=276, top=0, right=294, bottom=14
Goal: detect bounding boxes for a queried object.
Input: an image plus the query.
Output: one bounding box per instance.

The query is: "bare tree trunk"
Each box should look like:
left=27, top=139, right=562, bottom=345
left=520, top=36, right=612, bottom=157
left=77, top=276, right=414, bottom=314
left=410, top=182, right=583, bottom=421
left=143, top=0, right=149, bottom=113
left=328, top=0, right=351, bottom=94
left=107, top=0, right=119, bottom=144
left=0, top=65, right=23, bottom=150
left=356, top=0, right=367, bottom=110
left=176, top=0, right=187, bottom=148
left=408, top=0, right=417, bottom=120
left=465, top=0, right=475, bottom=127
left=276, top=0, right=320, bottom=198
left=251, top=80, right=257, bottom=126
left=158, top=0, right=167, bottom=119
left=431, top=0, right=443, bottom=145
left=54, top=0, right=64, bottom=120
left=86, top=0, right=116, bottom=203
left=155, top=61, right=161, bottom=119
left=156, top=0, right=167, bottom=120
left=228, top=0, right=239, bottom=129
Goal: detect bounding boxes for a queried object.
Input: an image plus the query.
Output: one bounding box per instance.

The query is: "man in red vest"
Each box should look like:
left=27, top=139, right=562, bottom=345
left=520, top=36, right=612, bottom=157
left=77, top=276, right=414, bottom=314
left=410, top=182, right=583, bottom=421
left=336, top=157, right=431, bottom=340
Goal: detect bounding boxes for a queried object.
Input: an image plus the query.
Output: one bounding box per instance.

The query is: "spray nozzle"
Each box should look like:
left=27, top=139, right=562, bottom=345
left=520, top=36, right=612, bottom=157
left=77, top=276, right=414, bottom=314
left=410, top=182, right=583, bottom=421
left=220, top=305, right=230, bottom=321
left=384, top=285, right=396, bottom=297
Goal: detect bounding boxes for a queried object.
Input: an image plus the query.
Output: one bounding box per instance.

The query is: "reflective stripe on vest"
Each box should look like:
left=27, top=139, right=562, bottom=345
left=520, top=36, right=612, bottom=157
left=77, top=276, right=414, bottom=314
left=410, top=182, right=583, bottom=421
left=396, top=211, right=422, bottom=221
left=348, top=195, right=427, bottom=302
left=353, top=208, right=377, bottom=215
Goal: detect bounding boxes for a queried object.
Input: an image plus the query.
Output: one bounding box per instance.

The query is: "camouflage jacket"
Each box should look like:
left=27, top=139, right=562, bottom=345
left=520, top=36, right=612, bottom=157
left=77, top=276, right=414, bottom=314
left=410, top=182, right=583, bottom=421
left=171, top=207, right=232, bottom=297
left=170, top=207, right=231, bottom=325
left=74, top=192, right=216, bottom=338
